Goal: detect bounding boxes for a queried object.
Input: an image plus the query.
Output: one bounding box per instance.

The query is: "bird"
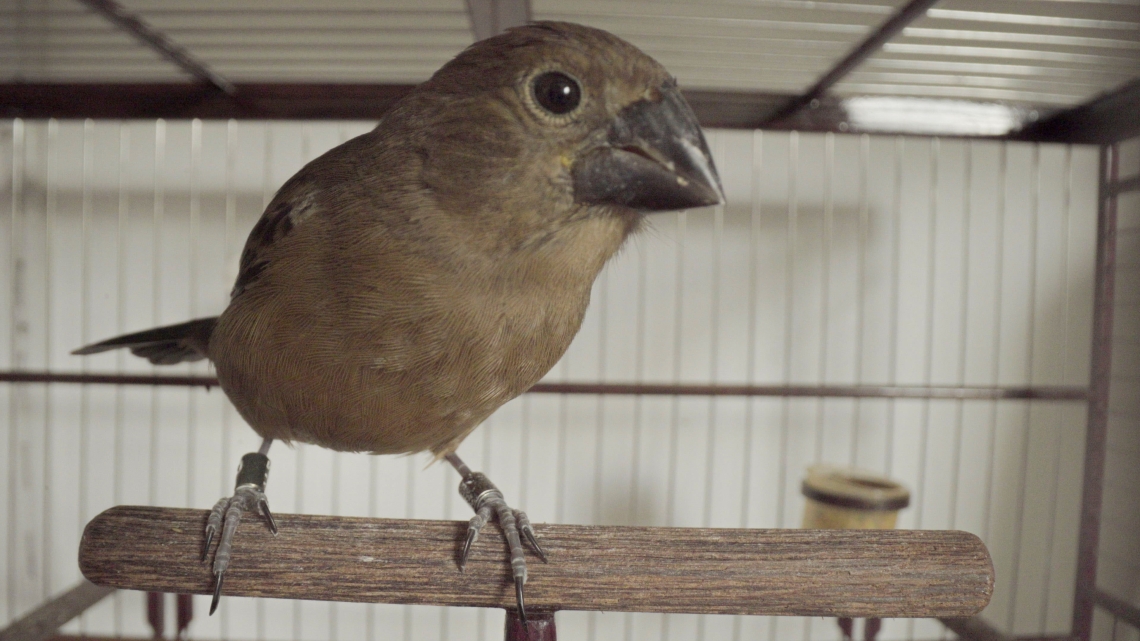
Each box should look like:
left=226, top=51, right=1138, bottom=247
left=74, top=21, right=723, bottom=622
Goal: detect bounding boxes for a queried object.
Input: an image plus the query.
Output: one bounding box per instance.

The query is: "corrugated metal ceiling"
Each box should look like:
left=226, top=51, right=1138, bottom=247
left=2, top=0, right=1138, bottom=108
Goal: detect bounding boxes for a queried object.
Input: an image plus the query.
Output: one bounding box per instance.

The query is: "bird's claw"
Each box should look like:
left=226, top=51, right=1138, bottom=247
left=456, top=471, right=543, bottom=621
left=202, top=452, right=276, bottom=615
left=458, top=525, right=480, bottom=571
left=210, top=571, right=226, bottom=616
left=202, top=525, right=216, bottom=562
left=258, top=497, right=278, bottom=535
left=515, top=509, right=546, bottom=562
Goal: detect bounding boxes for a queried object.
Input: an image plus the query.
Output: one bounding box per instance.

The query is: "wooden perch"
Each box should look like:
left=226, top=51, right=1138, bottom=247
left=81, top=506, right=992, bottom=618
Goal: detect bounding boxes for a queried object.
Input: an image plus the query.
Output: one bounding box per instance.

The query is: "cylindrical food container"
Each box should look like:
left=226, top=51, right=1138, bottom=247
left=801, top=465, right=910, bottom=530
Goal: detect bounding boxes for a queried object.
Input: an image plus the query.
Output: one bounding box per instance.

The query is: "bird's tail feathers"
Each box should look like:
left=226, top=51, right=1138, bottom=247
left=72, top=317, right=217, bottom=365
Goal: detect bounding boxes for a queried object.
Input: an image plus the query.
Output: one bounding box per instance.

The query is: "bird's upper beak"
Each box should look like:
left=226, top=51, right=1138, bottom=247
left=572, top=83, right=724, bottom=212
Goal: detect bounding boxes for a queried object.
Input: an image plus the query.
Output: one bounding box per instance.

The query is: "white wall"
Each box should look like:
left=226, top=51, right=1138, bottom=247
left=0, top=120, right=1102, bottom=641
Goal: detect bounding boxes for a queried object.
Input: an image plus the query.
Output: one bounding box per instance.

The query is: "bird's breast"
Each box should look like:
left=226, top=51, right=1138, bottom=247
left=211, top=211, right=627, bottom=457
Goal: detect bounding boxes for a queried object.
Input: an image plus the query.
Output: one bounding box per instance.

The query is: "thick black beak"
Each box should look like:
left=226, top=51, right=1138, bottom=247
left=572, top=83, right=724, bottom=212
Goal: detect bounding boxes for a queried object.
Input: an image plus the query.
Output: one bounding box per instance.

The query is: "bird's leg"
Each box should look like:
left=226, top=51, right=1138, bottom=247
left=203, top=438, right=278, bottom=615
left=445, top=452, right=546, bottom=623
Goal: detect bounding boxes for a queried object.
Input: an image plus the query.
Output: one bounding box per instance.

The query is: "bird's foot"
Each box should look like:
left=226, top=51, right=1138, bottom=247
left=453, top=464, right=546, bottom=624
left=202, top=452, right=278, bottom=615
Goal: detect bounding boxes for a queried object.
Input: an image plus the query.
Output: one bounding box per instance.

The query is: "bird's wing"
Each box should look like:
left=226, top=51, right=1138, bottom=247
left=231, top=184, right=322, bottom=300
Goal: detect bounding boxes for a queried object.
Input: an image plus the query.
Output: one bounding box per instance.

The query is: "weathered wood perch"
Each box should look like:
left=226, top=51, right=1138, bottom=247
left=81, top=506, right=993, bottom=618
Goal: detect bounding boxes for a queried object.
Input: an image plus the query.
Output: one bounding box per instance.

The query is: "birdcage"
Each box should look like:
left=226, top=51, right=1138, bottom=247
left=2, top=2, right=1138, bottom=641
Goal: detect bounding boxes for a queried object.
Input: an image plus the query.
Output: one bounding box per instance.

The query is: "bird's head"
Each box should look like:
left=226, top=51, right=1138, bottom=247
left=409, top=22, right=724, bottom=244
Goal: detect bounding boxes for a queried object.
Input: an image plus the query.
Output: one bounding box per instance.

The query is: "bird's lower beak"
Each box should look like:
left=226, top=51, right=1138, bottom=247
left=572, top=84, right=724, bottom=212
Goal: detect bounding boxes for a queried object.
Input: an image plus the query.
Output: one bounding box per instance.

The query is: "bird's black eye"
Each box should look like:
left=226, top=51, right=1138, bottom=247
left=532, top=72, right=581, bottom=115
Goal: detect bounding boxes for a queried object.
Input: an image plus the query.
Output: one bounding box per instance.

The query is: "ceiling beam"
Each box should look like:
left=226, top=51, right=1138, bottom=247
left=465, top=0, right=530, bottom=42
left=0, top=83, right=853, bottom=131
left=0, top=83, right=414, bottom=121
left=763, top=0, right=941, bottom=127
left=74, top=0, right=235, bottom=95
left=0, top=82, right=1099, bottom=142
left=1012, top=78, right=1140, bottom=145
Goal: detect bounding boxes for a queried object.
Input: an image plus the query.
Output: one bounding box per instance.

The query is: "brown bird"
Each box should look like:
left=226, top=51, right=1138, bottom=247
left=74, top=21, right=722, bottom=621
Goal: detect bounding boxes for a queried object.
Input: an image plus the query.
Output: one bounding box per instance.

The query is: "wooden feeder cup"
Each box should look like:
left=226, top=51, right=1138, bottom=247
left=801, top=465, right=910, bottom=530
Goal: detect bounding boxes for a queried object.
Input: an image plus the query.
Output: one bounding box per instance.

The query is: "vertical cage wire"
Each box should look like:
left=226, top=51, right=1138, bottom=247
left=814, top=132, right=833, bottom=466
left=778, top=130, right=798, bottom=530
left=769, top=129, right=799, bottom=641
left=42, top=118, right=58, bottom=605
left=664, top=208, right=686, bottom=530
left=110, top=121, right=128, bottom=636
left=948, top=140, right=974, bottom=533
left=149, top=120, right=165, bottom=637
left=885, top=136, right=903, bottom=482
left=76, top=118, right=92, bottom=635
left=1037, top=144, right=1073, bottom=630
left=256, top=120, right=275, bottom=641
left=1007, top=144, right=1042, bottom=631
left=5, top=118, right=24, bottom=626
left=849, top=134, right=870, bottom=468
left=148, top=119, right=166, bottom=515
left=906, top=136, right=939, bottom=641
left=702, top=130, right=724, bottom=532
left=739, top=128, right=763, bottom=531
left=187, top=119, right=202, bottom=516
left=981, top=143, right=1008, bottom=549
left=219, top=119, right=237, bottom=641
left=918, top=137, right=940, bottom=532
